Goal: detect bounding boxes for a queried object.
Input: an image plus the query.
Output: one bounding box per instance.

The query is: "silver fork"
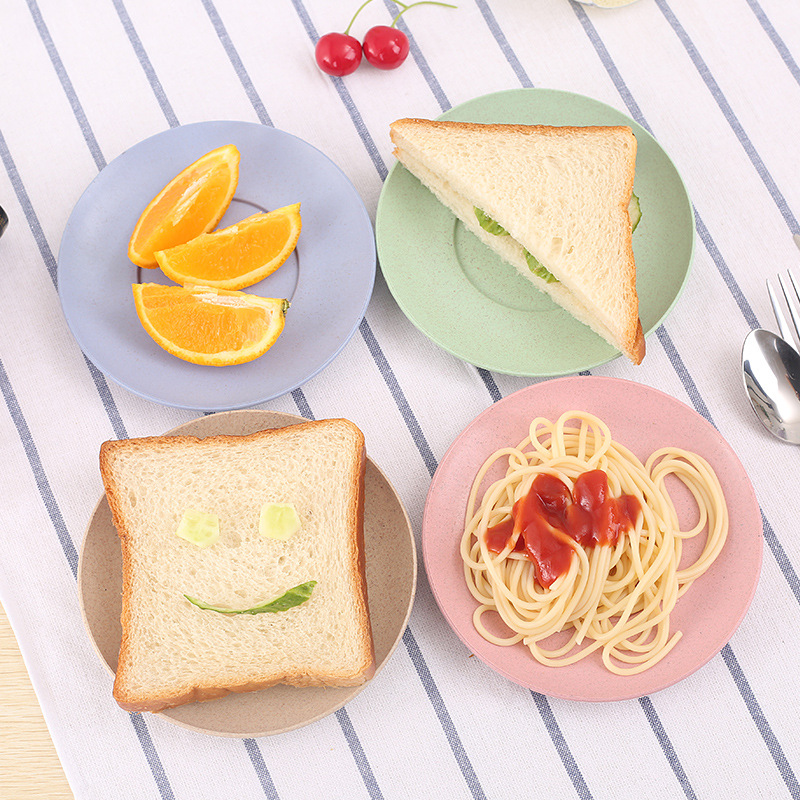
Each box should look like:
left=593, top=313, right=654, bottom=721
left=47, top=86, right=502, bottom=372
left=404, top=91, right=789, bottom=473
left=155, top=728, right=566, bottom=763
left=766, top=269, right=800, bottom=352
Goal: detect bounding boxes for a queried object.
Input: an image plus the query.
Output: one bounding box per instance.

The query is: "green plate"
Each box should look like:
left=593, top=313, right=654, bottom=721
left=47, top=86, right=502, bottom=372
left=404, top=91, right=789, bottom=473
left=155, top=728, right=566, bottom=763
left=376, top=88, right=695, bottom=375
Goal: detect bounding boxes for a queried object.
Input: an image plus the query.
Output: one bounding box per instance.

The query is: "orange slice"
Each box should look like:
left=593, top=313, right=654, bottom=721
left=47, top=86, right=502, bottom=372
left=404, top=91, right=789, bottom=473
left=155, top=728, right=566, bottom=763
left=154, top=203, right=302, bottom=291
left=132, top=283, right=288, bottom=366
left=128, top=144, right=240, bottom=269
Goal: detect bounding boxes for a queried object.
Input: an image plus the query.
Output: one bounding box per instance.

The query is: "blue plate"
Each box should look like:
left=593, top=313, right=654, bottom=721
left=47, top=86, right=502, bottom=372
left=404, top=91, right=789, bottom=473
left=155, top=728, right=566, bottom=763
left=58, top=121, right=375, bottom=411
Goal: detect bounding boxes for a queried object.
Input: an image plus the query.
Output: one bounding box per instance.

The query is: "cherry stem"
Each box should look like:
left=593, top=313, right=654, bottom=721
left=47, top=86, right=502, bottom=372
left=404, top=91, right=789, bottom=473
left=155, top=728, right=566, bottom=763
left=343, top=0, right=375, bottom=35
left=390, top=0, right=457, bottom=28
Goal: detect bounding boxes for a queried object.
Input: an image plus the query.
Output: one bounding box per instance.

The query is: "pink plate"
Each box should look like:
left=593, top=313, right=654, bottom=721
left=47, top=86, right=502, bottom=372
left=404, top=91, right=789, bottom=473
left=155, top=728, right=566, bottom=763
left=422, top=376, right=763, bottom=701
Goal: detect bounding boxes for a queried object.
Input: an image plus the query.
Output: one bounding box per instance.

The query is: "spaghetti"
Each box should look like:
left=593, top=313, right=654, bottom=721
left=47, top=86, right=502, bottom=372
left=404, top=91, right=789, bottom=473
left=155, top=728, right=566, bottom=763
left=461, top=411, right=728, bottom=675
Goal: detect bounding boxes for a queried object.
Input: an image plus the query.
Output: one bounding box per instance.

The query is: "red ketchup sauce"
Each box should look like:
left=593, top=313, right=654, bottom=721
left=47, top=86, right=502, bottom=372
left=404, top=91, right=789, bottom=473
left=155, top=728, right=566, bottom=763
left=485, top=470, right=640, bottom=587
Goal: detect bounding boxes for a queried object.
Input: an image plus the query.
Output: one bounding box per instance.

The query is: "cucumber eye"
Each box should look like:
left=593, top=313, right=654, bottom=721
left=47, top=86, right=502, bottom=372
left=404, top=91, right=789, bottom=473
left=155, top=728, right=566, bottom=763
left=259, top=503, right=301, bottom=540
left=175, top=509, right=220, bottom=548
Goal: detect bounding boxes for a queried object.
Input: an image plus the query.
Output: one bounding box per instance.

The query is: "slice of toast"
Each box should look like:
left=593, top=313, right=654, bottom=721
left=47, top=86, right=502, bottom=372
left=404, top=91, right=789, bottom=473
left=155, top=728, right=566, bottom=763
left=99, top=419, right=373, bottom=713
left=390, top=118, right=645, bottom=364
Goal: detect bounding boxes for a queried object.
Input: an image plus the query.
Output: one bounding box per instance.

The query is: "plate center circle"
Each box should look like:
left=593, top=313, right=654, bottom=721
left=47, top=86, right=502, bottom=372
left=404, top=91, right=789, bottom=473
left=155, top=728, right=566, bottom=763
left=452, top=220, right=554, bottom=312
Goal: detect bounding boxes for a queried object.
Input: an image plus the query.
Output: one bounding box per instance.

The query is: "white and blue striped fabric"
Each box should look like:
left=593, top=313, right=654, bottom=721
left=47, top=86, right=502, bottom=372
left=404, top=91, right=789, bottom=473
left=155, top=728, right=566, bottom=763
left=3, top=0, right=800, bottom=797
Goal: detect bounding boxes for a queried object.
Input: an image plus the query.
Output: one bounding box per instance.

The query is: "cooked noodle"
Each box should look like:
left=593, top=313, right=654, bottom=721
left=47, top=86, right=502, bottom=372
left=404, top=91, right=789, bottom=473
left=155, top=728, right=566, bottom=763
left=460, top=411, right=728, bottom=675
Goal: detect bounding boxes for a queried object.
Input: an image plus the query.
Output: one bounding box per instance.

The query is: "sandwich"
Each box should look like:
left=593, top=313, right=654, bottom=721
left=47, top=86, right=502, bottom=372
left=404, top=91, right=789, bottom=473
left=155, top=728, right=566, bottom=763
left=389, top=118, right=645, bottom=364
left=99, top=418, right=374, bottom=713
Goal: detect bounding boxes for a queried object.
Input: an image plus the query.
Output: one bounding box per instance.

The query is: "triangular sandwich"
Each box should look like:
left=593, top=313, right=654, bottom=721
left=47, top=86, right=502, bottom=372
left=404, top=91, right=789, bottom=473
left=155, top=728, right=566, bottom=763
left=389, top=118, right=645, bottom=364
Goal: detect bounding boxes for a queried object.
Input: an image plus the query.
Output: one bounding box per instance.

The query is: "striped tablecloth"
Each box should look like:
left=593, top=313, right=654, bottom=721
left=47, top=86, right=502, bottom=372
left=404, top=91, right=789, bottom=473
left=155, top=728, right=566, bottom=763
left=3, top=1, right=800, bottom=798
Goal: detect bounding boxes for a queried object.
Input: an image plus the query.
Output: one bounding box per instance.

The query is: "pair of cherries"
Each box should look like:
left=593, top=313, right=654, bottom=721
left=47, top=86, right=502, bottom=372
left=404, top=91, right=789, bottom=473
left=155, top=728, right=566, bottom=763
left=315, top=0, right=455, bottom=77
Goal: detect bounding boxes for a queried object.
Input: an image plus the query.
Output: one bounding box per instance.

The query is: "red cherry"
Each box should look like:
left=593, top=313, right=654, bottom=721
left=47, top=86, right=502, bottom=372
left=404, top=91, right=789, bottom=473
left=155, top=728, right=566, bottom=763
left=314, top=0, right=454, bottom=78
left=362, top=25, right=410, bottom=70
left=315, top=32, right=363, bottom=77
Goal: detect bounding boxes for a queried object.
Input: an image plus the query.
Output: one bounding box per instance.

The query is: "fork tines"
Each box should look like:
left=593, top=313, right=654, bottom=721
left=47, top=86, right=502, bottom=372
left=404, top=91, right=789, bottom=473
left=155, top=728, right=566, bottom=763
left=767, top=270, right=800, bottom=351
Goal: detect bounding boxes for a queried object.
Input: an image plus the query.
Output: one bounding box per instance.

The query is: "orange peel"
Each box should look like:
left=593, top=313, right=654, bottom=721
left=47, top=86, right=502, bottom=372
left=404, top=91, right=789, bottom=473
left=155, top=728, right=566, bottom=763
left=154, top=203, right=301, bottom=290
left=128, top=144, right=240, bottom=269
left=132, top=283, right=288, bottom=366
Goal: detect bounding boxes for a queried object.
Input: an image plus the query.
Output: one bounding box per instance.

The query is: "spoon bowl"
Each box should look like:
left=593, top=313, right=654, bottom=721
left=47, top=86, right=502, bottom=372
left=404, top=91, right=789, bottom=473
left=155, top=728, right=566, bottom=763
left=742, top=328, right=800, bottom=444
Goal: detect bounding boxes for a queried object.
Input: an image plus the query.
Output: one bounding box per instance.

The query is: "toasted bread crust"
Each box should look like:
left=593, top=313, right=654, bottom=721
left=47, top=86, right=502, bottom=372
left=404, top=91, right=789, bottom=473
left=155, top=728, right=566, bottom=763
left=392, top=117, right=635, bottom=139
left=100, top=419, right=374, bottom=714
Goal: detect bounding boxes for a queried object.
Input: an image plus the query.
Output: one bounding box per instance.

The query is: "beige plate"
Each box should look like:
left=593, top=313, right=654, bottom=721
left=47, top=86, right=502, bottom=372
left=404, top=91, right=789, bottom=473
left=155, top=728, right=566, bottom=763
left=78, top=410, right=417, bottom=737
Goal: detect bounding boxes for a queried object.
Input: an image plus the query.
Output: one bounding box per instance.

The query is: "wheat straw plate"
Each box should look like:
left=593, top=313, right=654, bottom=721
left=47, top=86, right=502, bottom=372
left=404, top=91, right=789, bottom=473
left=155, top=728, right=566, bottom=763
left=422, top=377, right=762, bottom=701
left=78, top=410, right=417, bottom=737
left=376, top=88, right=694, bottom=375
left=58, top=121, right=376, bottom=411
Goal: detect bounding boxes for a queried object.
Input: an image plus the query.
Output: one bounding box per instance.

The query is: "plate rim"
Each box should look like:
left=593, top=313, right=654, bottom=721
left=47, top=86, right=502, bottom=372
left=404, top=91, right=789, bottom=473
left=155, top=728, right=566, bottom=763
left=421, top=375, right=763, bottom=701
left=57, top=120, right=376, bottom=411
left=78, top=409, right=417, bottom=736
left=376, top=87, right=696, bottom=376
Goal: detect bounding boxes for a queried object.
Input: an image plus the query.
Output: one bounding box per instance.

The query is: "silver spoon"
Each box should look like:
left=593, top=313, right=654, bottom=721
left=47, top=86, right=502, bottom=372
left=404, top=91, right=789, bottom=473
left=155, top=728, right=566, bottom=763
left=742, top=328, right=800, bottom=444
